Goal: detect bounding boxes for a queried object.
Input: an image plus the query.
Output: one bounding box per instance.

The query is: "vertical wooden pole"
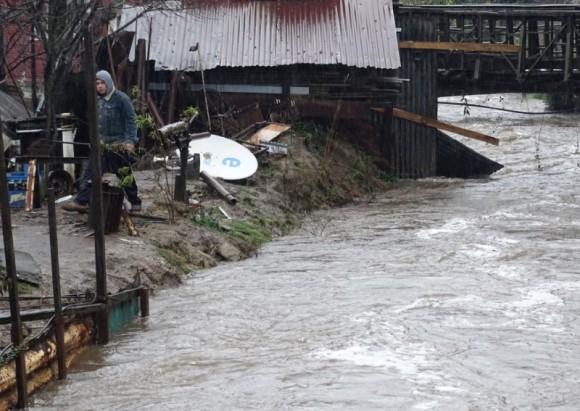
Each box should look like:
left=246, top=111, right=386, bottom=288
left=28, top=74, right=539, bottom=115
left=106, top=35, right=118, bottom=85
left=517, top=20, right=527, bottom=81
left=136, top=39, right=147, bottom=147
left=507, top=17, right=514, bottom=45
left=528, top=19, right=539, bottom=58
left=175, top=140, right=188, bottom=203
left=139, top=288, right=149, bottom=317
left=167, top=70, right=179, bottom=124
left=192, top=153, right=200, bottom=180
left=564, top=19, right=572, bottom=82
left=0, top=115, right=27, bottom=408
left=47, top=188, right=66, bottom=379
left=83, top=28, right=109, bottom=345
left=30, top=36, right=39, bottom=113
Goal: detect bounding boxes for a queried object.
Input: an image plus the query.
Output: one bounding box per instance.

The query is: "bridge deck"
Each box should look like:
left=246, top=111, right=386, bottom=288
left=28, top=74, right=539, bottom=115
left=399, top=5, right=580, bottom=95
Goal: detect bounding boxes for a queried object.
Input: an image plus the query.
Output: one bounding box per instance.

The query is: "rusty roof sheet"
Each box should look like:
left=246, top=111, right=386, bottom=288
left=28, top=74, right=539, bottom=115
left=119, top=0, right=400, bottom=72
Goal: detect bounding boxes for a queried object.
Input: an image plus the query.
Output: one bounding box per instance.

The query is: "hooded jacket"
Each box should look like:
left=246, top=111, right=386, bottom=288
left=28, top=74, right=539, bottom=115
left=96, top=70, right=138, bottom=145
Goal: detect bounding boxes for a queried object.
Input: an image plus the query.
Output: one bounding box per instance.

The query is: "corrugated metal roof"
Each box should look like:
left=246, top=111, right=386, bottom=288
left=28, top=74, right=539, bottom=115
left=119, top=0, right=400, bottom=72
left=0, top=90, right=29, bottom=122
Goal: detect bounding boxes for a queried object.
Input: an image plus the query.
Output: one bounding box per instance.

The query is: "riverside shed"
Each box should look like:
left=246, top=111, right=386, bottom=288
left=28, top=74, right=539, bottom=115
left=115, top=0, right=402, bottom=126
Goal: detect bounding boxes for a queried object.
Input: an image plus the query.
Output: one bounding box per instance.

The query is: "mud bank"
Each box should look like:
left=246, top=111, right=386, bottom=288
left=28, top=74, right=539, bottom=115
left=0, top=126, right=393, bottom=339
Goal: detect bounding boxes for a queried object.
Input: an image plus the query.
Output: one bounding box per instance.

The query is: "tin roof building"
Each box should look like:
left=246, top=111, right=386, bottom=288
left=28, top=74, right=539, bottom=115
left=120, top=0, right=400, bottom=72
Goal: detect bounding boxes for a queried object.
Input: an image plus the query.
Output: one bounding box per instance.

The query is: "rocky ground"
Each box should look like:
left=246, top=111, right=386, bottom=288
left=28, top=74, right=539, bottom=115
left=0, top=124, right=393, bottom=340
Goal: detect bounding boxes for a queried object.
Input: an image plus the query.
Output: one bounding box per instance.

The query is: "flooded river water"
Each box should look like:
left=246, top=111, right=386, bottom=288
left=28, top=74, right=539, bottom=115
left=33, top=95, right=580, bottom=410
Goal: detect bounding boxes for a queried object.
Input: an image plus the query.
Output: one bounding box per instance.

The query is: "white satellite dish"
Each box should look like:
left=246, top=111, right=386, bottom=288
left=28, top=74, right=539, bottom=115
left=177, top=134, right=258, bottom=180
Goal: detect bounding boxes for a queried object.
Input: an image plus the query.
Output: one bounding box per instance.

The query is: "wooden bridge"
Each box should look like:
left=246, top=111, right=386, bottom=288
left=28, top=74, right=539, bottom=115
left=398, top=4, right=580, bottom=96
left=382, top=4, right=580, bottom=179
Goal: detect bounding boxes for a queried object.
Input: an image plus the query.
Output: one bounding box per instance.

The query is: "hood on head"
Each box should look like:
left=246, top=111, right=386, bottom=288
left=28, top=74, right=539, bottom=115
left=96, top=70, right=115, bottom=95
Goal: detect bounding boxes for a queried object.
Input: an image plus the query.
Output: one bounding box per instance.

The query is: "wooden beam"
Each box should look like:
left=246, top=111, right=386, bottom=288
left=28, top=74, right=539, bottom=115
left=390, top=108, right=500, bottom=146
left=399, top=41, right=520, bottom=54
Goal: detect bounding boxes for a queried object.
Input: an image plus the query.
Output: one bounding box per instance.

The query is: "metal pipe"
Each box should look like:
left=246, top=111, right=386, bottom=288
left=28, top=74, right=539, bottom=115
left=0, top=303, right=106, bottom=325
left=158, top=120, right=187, bottom=138
left=83, top=28, right=109, bottom=345
left=47, top=188, right=66, bottom=380
left=200, top=171, right=237, bottom=205
left=0, top=114, right=28, bottom=408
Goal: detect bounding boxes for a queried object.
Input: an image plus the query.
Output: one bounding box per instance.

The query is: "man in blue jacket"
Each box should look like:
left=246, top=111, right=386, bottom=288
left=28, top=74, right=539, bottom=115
left=63, top=70, right=142, bottom=212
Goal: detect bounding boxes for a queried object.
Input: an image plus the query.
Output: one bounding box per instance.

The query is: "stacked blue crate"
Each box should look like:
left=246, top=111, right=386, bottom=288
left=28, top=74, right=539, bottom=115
left=7, top=165, right=28, bottom=208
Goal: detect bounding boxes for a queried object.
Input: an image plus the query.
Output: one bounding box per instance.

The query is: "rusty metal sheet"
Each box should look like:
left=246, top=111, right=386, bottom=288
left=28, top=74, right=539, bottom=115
left=120, top=0, right=400, bottom=72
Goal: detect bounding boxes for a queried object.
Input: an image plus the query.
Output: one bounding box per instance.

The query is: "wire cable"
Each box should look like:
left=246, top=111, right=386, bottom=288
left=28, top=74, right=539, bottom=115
left=438, top=101, right=576, bottom=115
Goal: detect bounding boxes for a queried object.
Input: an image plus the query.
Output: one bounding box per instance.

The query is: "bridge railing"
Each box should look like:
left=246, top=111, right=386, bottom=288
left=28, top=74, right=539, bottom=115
left=399, top=5, right=580, bottom=94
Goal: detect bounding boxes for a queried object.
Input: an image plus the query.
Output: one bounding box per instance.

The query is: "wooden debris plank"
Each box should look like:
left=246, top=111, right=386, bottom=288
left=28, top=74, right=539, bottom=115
left=25, top=160, right=36, bottom=211
left=389, top=108, right=500, bottom=146
left=399, top=41, right=520, bottom=54
left=247, top=123, right=291, bottom=145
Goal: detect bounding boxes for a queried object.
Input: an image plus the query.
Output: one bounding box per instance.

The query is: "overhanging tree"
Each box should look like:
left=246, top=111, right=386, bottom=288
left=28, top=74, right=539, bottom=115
left=0, top=1, right=171, bottom=140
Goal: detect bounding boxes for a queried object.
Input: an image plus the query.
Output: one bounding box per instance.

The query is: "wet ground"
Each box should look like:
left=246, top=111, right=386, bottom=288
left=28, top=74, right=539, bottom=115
left=31, top=94, right=580, bottom=410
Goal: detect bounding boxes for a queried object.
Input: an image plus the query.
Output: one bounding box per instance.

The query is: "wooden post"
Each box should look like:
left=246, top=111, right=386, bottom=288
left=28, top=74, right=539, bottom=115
left=47, top=188, right=66, bottom=379
left=528, top=19, right=539, bottom=58
left=106, top=35, right=117, bottom=85
left=136, top=39, right=147, bottom=147
left=30, top=36, right=38, bottom=113
left=564, top=18, right=572, bottom=82
left=139, top=288, right=149, bottom=317
left=146, top=92, right=165, bottom=127
left=0, top=115, right=27, bottom=408
left=175, top=140, right=188, bottom=203
left=83, top=28, right=109, bottom=345
left=191, top=153, right=200, bottom=180
left=167, top=71, right=179, bottom=124
left=517, top=20, right=527, bottom=81
left=507, top=17, right=514, bottom=45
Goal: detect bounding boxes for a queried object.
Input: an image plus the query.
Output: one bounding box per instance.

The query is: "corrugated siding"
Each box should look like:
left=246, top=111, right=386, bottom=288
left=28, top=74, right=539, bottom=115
left=119, top=0, right=400, bottom=71
left=0, top=90, right=29, bottom=122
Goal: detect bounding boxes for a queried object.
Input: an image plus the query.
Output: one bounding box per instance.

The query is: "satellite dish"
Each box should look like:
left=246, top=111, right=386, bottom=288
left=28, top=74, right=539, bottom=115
left=177, top=134, right=258, bottom=180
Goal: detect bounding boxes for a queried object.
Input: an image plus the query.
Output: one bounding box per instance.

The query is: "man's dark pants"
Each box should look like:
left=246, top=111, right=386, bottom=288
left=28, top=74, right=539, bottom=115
left=75, top=149, right=140, bottom=206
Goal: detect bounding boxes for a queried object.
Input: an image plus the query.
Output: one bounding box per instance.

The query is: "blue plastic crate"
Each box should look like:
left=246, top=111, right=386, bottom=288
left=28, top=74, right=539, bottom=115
left=7, top=166, right=28, bottom=208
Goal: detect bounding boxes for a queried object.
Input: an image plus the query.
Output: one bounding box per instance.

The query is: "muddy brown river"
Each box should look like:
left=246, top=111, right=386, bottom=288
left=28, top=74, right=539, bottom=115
left=32, top=95, right=580, bottom=410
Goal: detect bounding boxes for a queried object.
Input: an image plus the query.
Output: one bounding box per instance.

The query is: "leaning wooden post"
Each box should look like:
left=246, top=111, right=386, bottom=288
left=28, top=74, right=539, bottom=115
left=0, top=115, right=27, bottom=408
left=139, top=287, right=149, bottom=317
left=47, top=188, right=66, bottom=379
left=83, top=28, right=109, bottom=344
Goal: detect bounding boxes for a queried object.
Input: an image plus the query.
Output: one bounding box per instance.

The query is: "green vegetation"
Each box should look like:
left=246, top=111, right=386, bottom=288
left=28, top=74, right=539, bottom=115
left=293, top=122, right=328, bottom=152
left=226, top=220, right=272, bottom=247
left=192, top=207, right=278, bottom=248
left=192, top=208, right=223, bottom=232
left=157, top=247, right=193, bottom=274
left=181, top=106, right=199, bottom=121
left=117, top=166, right=135, bottom=188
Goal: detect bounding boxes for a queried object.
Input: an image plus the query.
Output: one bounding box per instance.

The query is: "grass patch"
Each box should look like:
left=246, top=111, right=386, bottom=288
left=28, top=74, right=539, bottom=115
left=293, top=122, right=329, bottom=152
left=157, top=247, right=193, bottom=274
left=226, top=219, right=272, bottom=247
left=192, top=209, right=222, bottom=231
left=192, top=207, right=274, bottom=248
